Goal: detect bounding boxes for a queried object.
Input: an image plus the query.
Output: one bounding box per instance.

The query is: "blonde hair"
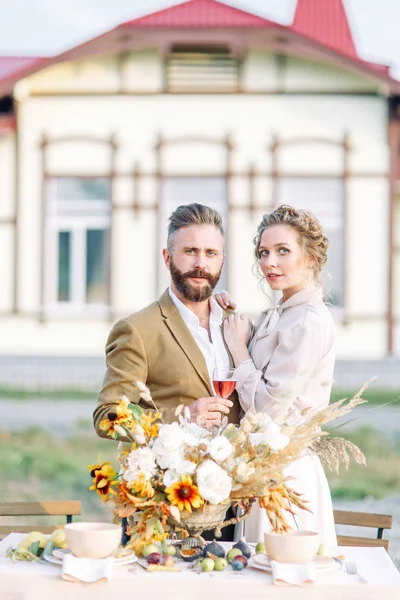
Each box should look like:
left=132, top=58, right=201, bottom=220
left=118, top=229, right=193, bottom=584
left=167, top=203, right=224, bottom=251
left=254, top=205, right=329, bottom=283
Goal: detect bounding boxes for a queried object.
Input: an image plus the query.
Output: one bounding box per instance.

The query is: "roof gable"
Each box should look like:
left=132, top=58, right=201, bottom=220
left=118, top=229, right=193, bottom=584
left=292, top=0, right=357, bottom=58
left=119, top=0, right=276, bottom=28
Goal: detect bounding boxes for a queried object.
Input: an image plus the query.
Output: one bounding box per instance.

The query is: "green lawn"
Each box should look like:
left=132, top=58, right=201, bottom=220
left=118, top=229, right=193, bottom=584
left=1, top=387, right=399, bottom=405
left=0, top=424, right=399, bottom=525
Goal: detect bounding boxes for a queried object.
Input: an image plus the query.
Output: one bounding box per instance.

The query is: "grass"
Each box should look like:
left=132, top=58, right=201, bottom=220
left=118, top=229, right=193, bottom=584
left=0, top=424, right=399, bottom=526
left=1, top=387, right=399, bottom=404
left=325, top=426, right=400, bottom=500
left=330, top=388, right=400, bottom=406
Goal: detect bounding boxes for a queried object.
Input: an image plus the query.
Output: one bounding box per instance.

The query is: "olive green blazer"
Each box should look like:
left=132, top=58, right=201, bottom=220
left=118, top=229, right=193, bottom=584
left=93, top=290, right=240, bottom=437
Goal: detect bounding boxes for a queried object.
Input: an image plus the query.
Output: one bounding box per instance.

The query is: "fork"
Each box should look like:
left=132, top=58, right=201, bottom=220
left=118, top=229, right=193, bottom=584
left=345, top=560, right=369, bottom=584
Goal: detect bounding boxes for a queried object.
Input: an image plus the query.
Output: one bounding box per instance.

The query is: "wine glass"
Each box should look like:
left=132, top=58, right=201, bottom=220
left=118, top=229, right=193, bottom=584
left=212, top=367, right=237, bottom=399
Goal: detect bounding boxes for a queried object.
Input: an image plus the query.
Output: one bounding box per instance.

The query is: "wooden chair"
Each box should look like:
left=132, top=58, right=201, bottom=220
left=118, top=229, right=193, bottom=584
left=334, top=509, right=392, bottom=551
left=0, top=501, right=81, bottom=539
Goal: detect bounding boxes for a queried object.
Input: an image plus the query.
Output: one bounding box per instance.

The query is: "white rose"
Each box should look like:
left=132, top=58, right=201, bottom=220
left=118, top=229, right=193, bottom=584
left=196, top=460, right=232, bottom=505
left=208, top=436, right=233, bottom=462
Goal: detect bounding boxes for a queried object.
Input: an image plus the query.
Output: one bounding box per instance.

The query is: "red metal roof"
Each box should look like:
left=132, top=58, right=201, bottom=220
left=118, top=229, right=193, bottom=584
left=0, top=56, right=44, bottom=81
left=292, top=0, right=357, bottom=58
left=120, top=0, right=276, bottom=28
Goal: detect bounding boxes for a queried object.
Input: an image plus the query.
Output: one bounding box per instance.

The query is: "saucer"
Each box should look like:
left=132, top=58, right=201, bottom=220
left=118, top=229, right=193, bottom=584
left=44, top=549, right=137, bottom=567
left=250, top=554, right=340, bottom=573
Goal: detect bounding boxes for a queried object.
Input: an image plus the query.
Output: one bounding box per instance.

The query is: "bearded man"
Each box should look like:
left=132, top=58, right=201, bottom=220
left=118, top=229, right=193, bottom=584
left=93, top=203, right=240, bottom=435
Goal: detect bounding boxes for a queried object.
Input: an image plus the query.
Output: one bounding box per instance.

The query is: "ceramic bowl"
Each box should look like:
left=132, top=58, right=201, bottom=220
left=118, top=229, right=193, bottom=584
left=263, top=530, right=320, bottom=564
left=65, top=522, right=122, bottom=558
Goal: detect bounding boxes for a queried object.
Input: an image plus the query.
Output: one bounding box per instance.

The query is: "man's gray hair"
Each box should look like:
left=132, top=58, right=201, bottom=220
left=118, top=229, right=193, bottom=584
left=167, top=203, right=224, bottom=251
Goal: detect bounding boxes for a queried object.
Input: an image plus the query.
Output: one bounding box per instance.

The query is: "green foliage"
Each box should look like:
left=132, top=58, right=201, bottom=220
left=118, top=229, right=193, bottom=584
left=326, top=427, right=400, bottom=500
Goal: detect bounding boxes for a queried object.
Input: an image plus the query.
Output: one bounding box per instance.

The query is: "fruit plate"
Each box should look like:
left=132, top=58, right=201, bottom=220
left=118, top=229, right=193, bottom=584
left=249, top=554, right=340, bottom=573
left=44, top=548, right=137, bottom=567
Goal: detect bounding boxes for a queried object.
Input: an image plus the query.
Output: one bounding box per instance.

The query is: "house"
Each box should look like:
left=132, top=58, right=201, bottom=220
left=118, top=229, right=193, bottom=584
left=0, top=0, right=399, bottom=389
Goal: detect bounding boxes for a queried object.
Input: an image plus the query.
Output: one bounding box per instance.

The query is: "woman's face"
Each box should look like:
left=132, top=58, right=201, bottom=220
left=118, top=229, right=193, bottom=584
left=258, top=224, right=312, bottom=300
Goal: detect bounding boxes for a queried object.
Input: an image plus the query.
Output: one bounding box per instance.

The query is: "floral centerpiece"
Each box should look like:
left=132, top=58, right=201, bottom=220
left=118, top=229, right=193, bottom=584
left=89, top=381, right=366, bottom=553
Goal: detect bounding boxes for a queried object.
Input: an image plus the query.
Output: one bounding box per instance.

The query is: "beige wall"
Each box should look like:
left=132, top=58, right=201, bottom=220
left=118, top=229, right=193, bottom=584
left=0, top=135, right=15, bottom=312
left=0, top=50, right=394, bottom=357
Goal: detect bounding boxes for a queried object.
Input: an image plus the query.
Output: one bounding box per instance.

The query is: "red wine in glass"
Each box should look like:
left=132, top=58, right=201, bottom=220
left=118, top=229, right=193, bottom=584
left=212, top=367, right=236, bottom=399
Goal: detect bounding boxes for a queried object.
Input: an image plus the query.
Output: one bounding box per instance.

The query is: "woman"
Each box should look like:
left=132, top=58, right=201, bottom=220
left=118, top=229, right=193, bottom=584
left=218, top=205, right=337, bottom=545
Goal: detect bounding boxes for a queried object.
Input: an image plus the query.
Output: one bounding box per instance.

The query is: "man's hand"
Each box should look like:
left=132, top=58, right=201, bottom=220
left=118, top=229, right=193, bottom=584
left=189, top=396, right=233, bottom=428
left=214, top=290, right=237, bottom=311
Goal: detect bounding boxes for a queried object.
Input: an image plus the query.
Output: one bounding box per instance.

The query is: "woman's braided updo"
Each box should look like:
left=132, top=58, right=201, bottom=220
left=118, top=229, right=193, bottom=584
left=254, top=205, right=329, bottom=284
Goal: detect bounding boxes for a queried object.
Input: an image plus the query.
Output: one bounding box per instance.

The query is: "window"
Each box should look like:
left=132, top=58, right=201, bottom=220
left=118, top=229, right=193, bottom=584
left=278, top=178, right=345, bottom=306
left=45, top=177, right=110, bottom=314
left=159, top=177, right=228, bottom=294
left=167, top=46, right=239, bottom=92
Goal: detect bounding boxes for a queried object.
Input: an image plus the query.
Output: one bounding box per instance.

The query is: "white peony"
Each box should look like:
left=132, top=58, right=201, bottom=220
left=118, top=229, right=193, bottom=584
left=123, top=447, right=156, bottom=483
left=196, top=460, right=232, bottom=505
left=208, top=436, right=233, bottom=462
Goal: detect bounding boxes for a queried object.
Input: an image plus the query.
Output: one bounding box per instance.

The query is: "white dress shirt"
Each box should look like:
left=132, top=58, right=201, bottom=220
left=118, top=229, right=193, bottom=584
left=168, top=287, right=230, bottom=389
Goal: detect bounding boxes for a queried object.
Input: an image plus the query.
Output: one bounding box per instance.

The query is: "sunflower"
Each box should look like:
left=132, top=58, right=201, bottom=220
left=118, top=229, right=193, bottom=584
left=165, top=476, right=204, bottom=513
left=141, top=411, right=161, bottom=439
left=88, top=462, right=118, bottom=500
left=131, top=473, right=155, bottom=498
left=99, top=398, right=133, bottom=438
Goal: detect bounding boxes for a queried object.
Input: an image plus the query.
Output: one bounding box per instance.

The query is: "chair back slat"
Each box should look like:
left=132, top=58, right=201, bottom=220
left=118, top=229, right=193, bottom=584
left=0, top=501, right=81, bottom=517
left=0, top=525, right=61, bottom=539
left=334, top=510, right=392, bottom=530
left=334, top=510, right=392, bottom=551
left=336, top=534, right=389, bottom=551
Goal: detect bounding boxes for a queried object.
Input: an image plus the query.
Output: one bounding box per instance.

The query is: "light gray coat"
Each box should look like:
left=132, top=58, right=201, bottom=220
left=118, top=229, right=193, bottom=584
left=235, top=287, right=335, bottom=425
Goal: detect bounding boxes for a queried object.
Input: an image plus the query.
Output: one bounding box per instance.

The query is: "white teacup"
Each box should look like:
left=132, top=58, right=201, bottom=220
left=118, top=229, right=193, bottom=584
left=65, top=522, right=122, bottom=559
left=264, top=530, right=320, bottom=564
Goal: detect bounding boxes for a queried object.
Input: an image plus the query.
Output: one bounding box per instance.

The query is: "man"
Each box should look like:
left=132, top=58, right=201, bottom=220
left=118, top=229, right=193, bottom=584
left=94, top=203, right=240, bottom=435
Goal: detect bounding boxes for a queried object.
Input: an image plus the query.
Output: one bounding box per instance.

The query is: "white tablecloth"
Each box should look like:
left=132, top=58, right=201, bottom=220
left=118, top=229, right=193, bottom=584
left=1, top=533, right=399, bottom=600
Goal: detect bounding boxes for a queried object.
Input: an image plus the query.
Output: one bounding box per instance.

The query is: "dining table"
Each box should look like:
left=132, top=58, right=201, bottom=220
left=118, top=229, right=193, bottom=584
left=1, top=533, right=399, bottom=600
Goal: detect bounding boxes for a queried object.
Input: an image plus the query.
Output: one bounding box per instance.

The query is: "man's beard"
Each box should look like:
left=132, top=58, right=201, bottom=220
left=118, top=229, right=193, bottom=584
left=169, top=258, right=223, bottom=302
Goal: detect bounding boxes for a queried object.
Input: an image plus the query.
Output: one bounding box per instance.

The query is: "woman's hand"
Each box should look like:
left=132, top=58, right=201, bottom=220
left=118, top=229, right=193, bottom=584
left=223, top=313, right=252, bottom=366
left=214, top=290, right=237, bottom=311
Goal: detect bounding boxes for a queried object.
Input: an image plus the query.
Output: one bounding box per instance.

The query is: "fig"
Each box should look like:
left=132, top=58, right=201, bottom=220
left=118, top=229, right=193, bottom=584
left=203, top=540, right=225, bottom=559
left=180, top=548, right=201, bottom=562
left=147, top=552, right=161, bottom=564
left=233, top=539, right=251, bottom=559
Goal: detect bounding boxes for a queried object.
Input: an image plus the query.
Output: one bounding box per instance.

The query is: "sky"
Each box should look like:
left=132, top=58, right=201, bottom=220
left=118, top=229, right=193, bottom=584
left=1, top=0, right=400, bottom=76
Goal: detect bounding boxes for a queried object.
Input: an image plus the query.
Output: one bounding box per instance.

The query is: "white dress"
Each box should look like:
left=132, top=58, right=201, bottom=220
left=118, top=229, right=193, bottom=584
left=234, top=287, right=337, bottom=546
